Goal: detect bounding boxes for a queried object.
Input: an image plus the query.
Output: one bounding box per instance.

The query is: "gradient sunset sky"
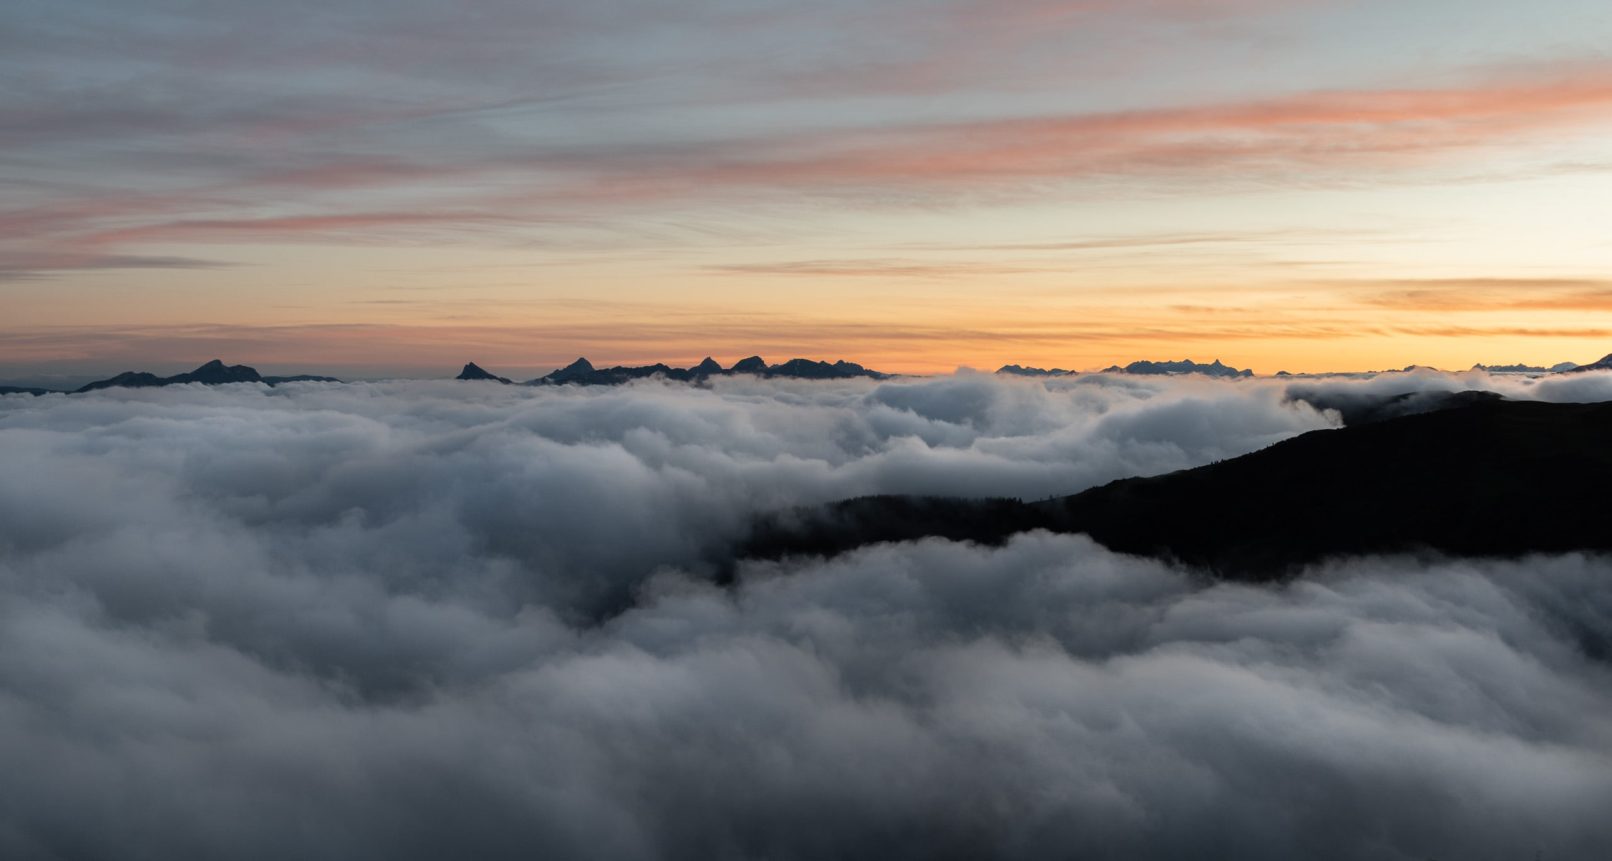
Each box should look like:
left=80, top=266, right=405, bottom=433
left=5, top=0, right=1612, bottom=379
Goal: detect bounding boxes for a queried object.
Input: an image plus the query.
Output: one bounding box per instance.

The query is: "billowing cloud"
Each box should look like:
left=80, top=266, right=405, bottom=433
left=3, top=371, right=1612, bottom=857
left=0, top=373, right=1343, bottom=614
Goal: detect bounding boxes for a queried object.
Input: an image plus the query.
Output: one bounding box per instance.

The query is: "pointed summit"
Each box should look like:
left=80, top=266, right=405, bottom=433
left=542, top=357, right=599, bottom=384
left=693, top=357, right=723, bottom=375
left=731, top=356, right=767, bottom=374
left=456, top=362, right=512, bottom=384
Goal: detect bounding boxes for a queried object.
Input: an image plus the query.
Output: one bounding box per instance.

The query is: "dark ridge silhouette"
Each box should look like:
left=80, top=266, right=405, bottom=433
left=182, top=359, right=262, bottom=384
left=996, top=364, right=1072, bottom=376
left=76, top=371, right=169, bottom=392
left=541, top=357, right=598, bottom=384
left=75, top=360, right=340, bottom=393
left=455, top=362, right=512, bottom=384
left=1283, top=387, right=1503, bottom=427
left=261, top=374, right=343, bottom=384
left=1563, top=352, right=1612, bottom=374
left=768, top=358, right=884, bottom=380
left=535, top=358, right=681, bottom=386
left=1103, top=358, right=1254, bottom=377
left=1472, top=362, right=1578, bottom=373
left=738, top=399, right=1612, bottom=580
left=994, top=360, right=1254, bottom=377
left=526, top=355, right=888, bottom=385
left=0, top=385, right=59, bottom=396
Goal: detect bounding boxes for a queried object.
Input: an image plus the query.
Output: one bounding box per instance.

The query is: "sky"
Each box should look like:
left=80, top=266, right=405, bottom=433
left=5, top=0, right=1612, bottom=379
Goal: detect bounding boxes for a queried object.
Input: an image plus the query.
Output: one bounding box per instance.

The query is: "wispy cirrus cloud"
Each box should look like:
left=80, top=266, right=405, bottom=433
left=0, top=253, right=231, bottom=282
left=1356, top=278, right=1612, bottom=312
left=5, top=0, right=1612, bottom=375
left=83, top=211, right=527, bottom=246
left=15, top=61, right=1612, bottom=265
left=703, top=259, right=1071, bottom=279
left=669, top=66, right=1612, bottom=194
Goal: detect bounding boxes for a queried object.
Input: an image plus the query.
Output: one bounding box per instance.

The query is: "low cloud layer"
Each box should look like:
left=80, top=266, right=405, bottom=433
left=3, top=370, right=1611, bottom=858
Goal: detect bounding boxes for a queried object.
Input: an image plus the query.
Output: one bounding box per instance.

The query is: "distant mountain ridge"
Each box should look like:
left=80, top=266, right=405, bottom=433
left=998, top=355, right=1612, bottom=379
left=1106, top=358, right=1253, bottom=377
left=994, top=358, right=1253, bottom=377
left=1563, top=353, right=1612, bottom=374
left=455, top=356, right=890, bottom=386
left=996, top=364, right=1073, bottom=376
left=1472, top=362, right=1581, bottom=374
left=23, top=349, right=1612, bottom=397
left=74, top=360, right=340, bottom=393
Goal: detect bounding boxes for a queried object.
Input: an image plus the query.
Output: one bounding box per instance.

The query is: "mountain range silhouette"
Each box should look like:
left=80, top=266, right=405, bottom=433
left=454, top=355, right=890, bottom=385
left=71, top=360, right=340, bottom=393
left=6, top=351, right=1608, bottom=396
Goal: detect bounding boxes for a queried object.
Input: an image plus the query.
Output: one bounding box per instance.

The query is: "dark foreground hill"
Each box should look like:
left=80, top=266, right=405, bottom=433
left=741, top=399, right=1612, bottom=579
left=1283, top=387, right=1504, bottom=426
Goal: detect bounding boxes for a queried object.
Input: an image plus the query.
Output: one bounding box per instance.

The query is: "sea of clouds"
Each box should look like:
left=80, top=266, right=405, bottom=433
left=3, top=369, right=1611, bottom=859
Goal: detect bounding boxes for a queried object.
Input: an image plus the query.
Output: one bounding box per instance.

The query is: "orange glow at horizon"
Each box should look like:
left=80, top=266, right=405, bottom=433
left=5, top=2, right=1612, bottom=381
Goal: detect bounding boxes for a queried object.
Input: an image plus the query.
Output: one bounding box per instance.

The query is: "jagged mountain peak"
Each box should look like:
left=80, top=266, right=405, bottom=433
left=456, top=362, right=512, bottom=383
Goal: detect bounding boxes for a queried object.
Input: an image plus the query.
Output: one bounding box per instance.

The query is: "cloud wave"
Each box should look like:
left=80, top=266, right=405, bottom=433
left=3, top=371, right=1612, bottom=858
